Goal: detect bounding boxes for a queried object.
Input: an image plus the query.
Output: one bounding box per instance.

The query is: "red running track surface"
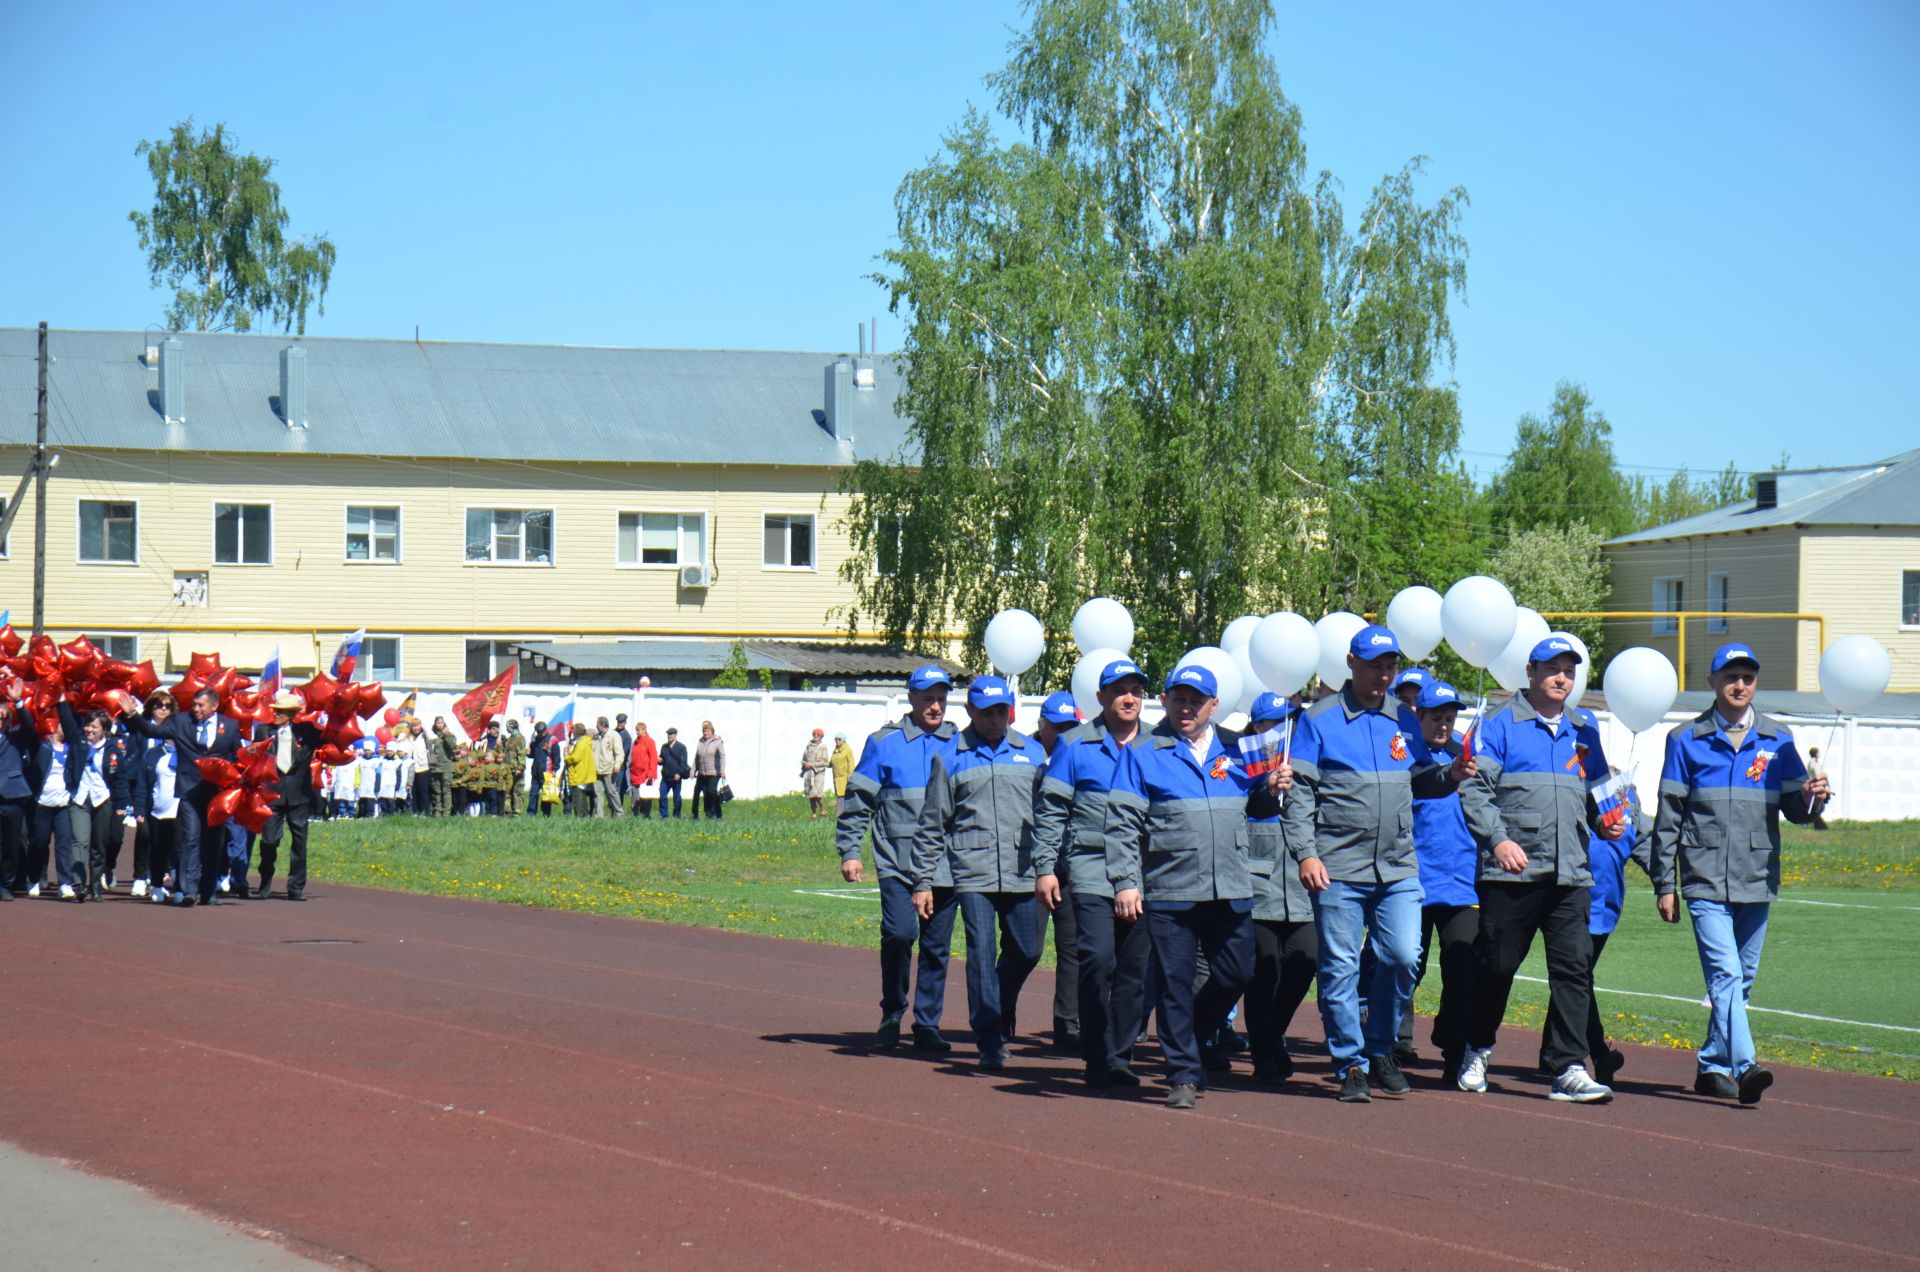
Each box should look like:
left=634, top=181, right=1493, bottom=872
left=0, top=886, right=1915, bottom=1270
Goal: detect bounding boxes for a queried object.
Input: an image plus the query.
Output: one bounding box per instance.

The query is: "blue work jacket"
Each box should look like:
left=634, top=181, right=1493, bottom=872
left=834, top=714, right=961, bottom=885
left=1282, top=688, right=1450, bottom=885
left=1648, top=709, right=1814, bottom=903
left=1030, top=719, right=1150, bottom=900
left=911, top=725, right=1045, bottom=894
left=1458, top=695, right=1612, bottom=887
left=1412, top=733, right=1479, bottom=908
left=1105, top=722, right=1255, bottom=908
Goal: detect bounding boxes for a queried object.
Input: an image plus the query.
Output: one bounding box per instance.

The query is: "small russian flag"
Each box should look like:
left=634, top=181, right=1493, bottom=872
left=330, top=627, right=366, bottom=680
left=1236, top=723, right=1288, bottom=778
left=547, top=690, right=577, bottom=738
left=1590, top=768, right=1631, bottom=829
left=259, top=645, right=283, bottom=702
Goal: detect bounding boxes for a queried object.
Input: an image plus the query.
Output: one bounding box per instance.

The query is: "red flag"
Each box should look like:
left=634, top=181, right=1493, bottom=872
left=452, top=665, right=517, bottom=740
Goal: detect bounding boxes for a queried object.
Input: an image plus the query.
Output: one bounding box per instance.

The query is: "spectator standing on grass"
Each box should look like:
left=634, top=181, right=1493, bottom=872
left=503, top=719, right=528, bottom=816
left=627, top=722, right=659, bottom=817
left=657, top=728, right=689, bottom=818
left=567, top=723, right=597, bottom=817
left=428, top=718, right=456, bottom=816
left=692, top=721, right=726, bottom=821
left=615, top=715, right=633, bottom=810
left=592, top=718, right=622, bottom=818
left=1647, top=642, right=1828, bottom=1106
left=1031, top=690, right=1086, bottom=1053
left=801, top=728, right=834, bottom=818
left=406, top=721, right=431, bottom=815
left=1454, top=637, right=1622, bottom=1105
left=830, top=733, right=853, bottom=810
left=836, top=665, right=960, bottom=1052
left=1033, top=659, right=1154, bottom=1088
left=529, top=722, right=561, bottom=816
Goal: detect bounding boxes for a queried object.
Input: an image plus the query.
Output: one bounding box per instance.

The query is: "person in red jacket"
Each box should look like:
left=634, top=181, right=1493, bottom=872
left=626, top=721, right=660, bottom=817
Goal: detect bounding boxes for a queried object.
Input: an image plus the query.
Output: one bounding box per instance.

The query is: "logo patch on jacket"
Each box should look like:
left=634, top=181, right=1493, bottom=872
left=1210, top=755, right=1230, bottom=781
left=1746, top=750, right=1773, bottom=781
left=1568, top=743, right=1588, bottom=781
left=1388, top=733, right=1407, bottom=762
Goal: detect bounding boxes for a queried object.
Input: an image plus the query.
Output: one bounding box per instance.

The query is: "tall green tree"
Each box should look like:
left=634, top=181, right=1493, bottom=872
left=842, top=0, right=1469, bottom=678
left=1629, top=461, right=1748, bottom=531
left=1484, top=381, right=1635, bottom=538
left=129, top=119, right=337, bottom=334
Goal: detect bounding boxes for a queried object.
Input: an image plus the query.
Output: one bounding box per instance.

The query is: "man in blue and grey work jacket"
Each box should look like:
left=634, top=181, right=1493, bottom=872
left=1455, top=636, right=1624, bottom=1104
left=1242, top=692, right=1313, bottom=1085
left=836, top=665, right=961, bottom=1052
left=1034, top=658, right=1155, bottom=1088
left=910, top=675, right=1047, bottom=1070
left=1283, top=625, right=1471, bottom=1104
left=1106, top=663, right=1261, bottom=1110
left=1648, top=642, right=1827, bottom=1106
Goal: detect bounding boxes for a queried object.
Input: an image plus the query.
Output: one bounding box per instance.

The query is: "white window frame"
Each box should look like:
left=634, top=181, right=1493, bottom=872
left=1706, top=571, right=1730, bottom=634
left=1651, top=577, right=1682, bottom=636
left=463, top=506, right=556, bottom=566
left=356, top=634, right=403, bottom=683
left=762, top=512, right=818, bottom=572
left=1902, top=569, right=1920, bottom=631
left=344, top=503, right=403, bottom=564
left=77, top=498, right=139, bottom=565
left=212, top=499, right=274, bottom=567
left=91, top=632, right=141, bottom=662
left=615, top=510, right=707, bottom=569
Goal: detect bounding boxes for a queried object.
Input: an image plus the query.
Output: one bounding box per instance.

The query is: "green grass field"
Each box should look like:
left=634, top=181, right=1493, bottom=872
left=310, top=802, right=1920, bottom=1080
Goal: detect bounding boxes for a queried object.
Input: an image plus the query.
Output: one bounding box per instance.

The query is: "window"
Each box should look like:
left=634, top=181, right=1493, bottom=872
left=357, top=636, right=401, bottom=683
left=213, top=502, right=272, bottom=565
left=1652, top=578, right=1682, bottom=635
left=617, top=511, right=705, bottom=567
left=466, top=639, right=521, bottom=682
left=763, top=513, right=815, bottom=569
left=874, top=515, right=904, bottom=577
left=466, top=508, right=553, bottom=564
left=97, top=634, right=138, bottom=662
left=1707, top=572, right=1730, bottom=634
left=346, top=505, right=401, bottom=562
left=1904, top=570, right=1920, bottom=629
left=79, top=500, right=137, bottom=563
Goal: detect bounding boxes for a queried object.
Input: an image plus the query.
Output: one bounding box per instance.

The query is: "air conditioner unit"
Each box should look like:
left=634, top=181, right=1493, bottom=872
left=679, top=563, right=712, bottom=589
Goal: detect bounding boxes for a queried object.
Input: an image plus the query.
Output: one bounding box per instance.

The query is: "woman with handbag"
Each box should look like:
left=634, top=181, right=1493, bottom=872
left=692, top=721, right=727, bottom=821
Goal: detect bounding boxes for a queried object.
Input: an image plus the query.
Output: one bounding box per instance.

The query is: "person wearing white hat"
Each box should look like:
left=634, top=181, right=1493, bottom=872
left=258, top=693, right=321, bottom=900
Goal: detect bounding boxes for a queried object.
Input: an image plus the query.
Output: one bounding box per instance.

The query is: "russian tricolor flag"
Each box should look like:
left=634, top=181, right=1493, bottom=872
left=1236, top=722, right=1289, bottom=778
left=260, top=645, right=283, bottom=702
left=331, top=628, right=366, bottom=680
left=547, top=690, right=577, bottom=738
left=1590, top=768, right=1631, bottom=829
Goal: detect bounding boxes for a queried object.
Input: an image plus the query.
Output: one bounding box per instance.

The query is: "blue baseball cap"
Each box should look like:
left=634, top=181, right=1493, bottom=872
left=1165, top=663, right=1218, bottom=697
left=1415, top=681, right=1461, bottom=711
left=1349, top=624, right=1401, bottom=661
left=1711, top=643, right=1760, bottom=673
left=1248, top=691, right=1293, bottom=723
left=1390, top=667, right=1430, bottom=693
left=907, top=665, right=953, bottom=692
left=966, top=675, right=1014, bottom=709
left=1528, top=636, right=1581, bottom=665
left=1098, top=657, right=1146, bottom=689
left=1039, top=691, right=1081, bottom=725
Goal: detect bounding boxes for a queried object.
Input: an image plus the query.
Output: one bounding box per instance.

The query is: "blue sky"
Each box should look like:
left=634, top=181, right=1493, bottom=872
left=3, top=0, right=1914, bottom=480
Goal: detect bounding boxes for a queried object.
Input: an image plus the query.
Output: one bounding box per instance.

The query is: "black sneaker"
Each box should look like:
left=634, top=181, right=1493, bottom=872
left=1052, top=1021, right=1082, bottom=1053
left=1338, top=1065, right=1373, bottom=1103
left=1392, top=1041, right=1419, bottom=1067
left=1251, top=1059, right=1286, bottom=1085
left=1693, top=1071, right=1738, bottom=1100
left=1199, top=1044, right=1232, bottom=1073
left=1594, top=1047, right=1626, bottom=1086
left=911, top=1027, right=952, bottom=1054
left=1215, top=1028, right=1249, bottom=1055
left=979, top=1046, right=1010, bottom=1071
left=1105, top=1065, right=1142, bottom=1089
left=1166, top=1083, right=1197, bottom=1110
left=874, top=1014, right=903, bottom=1050
left=1737, top=1065, right=1774, bottom=1106
left=1368, top=1054, right=1410, bottom=1096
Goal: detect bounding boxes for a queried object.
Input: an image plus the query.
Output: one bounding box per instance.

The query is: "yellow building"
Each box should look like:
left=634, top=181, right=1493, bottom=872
left=1603, top=449, right=1920, bottom=691
left=0, top=327, right=912, bottom=685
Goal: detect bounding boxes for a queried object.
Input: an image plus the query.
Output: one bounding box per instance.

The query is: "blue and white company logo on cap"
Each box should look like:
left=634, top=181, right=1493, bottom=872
left=1099, top=658, right=1146, bottom=688
left=1249, top=691, right=1292, bottom=722
left=967, top=675, right=1012, bottom=708
left=1039, top=690, right=1081, bottom=724
left=1416, top=681, right=1459, bottom=710
left=1710, top=643, right=1760, bottom=673
left=1390, top=667, right=1430, bottom=692
left=907, top=665, right=953, bottom=692
left=1528, top=636, right=1580, bottom=665
left=1166, top=664, right=1218, bottom=697
left=1348, top=624, right=1401, bottom=660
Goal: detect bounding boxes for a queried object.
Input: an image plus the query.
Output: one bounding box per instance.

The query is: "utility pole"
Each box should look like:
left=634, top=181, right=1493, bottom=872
left=33, top=321, right=48, bottom=637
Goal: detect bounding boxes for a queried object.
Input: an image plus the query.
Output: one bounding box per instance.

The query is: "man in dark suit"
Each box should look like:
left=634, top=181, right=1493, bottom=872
left=121, top=686, right=243, bottom=907
left=0, top=704, right=40, bottom=900
left=259, top=693, right=321, bottom=900
left=657, top=727, right=690, bottom=818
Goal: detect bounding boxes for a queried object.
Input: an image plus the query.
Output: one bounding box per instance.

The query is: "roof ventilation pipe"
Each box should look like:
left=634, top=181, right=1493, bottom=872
left=158, top=337, right=185, bottom=424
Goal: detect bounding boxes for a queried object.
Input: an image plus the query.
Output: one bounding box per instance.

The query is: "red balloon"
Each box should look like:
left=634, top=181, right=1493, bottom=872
left=374, top=725, right=394, bottom=745
left=242, top=752, right=279, bottom=787
left=358, top=681, right=388, bottom=717
left=328, top=715, right=364, bottom=749
left=58, top=636, right=99, bottom=676
left=187, top=652, right=221, bottom=680
left=299, top=671, right=338, bottom=715
left=126, top=660, right=161, bottom=701
left=314, top=743, right=355, bottom=767
left=0, top=624, right=21, bottom=659
left=235, top=789, right=275, bottom=835
left=205, top=666, right=237, bottom=702
left=101, top=688, right=141, bottom=718
left=382, top=707, right=400, bottom=727
left=205, top=786, right=244, bottom=827
left=194, top=757, right=240, bottom=787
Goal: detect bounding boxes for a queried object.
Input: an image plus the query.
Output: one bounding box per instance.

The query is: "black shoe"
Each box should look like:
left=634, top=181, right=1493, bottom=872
left=1199, top=1044, right=1232, bottom=1073
left=1339, top=1065, right=1373, bottom=1103
left=1440, top=1052, right=1464, bottom=1087
left=1594, top=1047, right=1626, bottom=1086
left=256, top=880, right=274, bottom=900
left=1737, top=1065, right=1774, bottom=1106
left=1105, top=1065, right=1142, bottom=1088
left=1166, top=1083, right=1198, bottom=1110
left=874, top=1014, right=903, bottom=1050
left=1368, top=1054, right=1410, bottom=1096
left=1392, top=1041, right=1419, bottom=1066
left=89, top=885, right=104, bottom=901
left=1052, top=1020, right=1082, bottom=1053
left=911, top=1027, right=951, bottom=1054
left=1693, top=1071, right=1739, bottom=1100
left=1084, top=1066, right=1112, bottom=1089
left=978, top=1046, right=1009, bottom=1071
left=0, top=888, right=12, bottom=902
left=286, top=889, right=306, bottom=902
left=1214, top=1027, right=1248, bottom=1055
left=1252, top=1059, right=1286, bottom=1085
left=177, top=894, right=198, bottom=908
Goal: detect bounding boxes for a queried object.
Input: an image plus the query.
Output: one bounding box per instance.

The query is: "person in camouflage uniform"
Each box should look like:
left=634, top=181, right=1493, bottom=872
left=502, top=718, right=529, bottom=815
left=428, top=717, right=458, bottom=816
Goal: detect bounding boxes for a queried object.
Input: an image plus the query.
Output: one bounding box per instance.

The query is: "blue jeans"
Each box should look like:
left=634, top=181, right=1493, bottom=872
left=1687, top=898, right=1770, bottom=1077
left=955, top=892, right=1042, bottom=1052
left=1145, top=903, right=1254, bottom=1087
left=878, top=877, right=956, bottom=1029
left=1313, top=877, right=1423, bottom=1074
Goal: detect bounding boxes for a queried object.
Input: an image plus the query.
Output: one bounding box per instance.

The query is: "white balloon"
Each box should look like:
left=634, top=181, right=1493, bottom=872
left=1176, top=645, right=1241, bottom=713
left=1220, top=615, right=1262, bottom=655
left=1248, top=612, right=1320, bottom=698
left=1820, top=635, right=1892, bottom=714
left=1554, top=630, right=1593, bottom=709
left=1314, top=612, right=1369, bottom=690
left=1384, top=585, right=1446, bottom=662
left=1230, top=644, right=1268, bottom=715
left=984, top=608, right=1046, bottom=675
left=1442, top=575, right=1518, bottom=669
left=1072, top=597, right=1134, bottom=656
left=1070, top=646, right=1127, bottom=718
left=1603, top=647, right=1679, bottom=733
left=1489, top=607, right=1552, bottom=693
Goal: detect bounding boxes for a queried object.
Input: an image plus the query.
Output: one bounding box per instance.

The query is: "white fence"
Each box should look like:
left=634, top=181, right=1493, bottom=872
left=395, top=685, right=1920, bottom=821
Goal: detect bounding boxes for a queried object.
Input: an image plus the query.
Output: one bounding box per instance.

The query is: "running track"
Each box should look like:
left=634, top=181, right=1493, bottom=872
left=1, top=887, right=1914, bottom=1270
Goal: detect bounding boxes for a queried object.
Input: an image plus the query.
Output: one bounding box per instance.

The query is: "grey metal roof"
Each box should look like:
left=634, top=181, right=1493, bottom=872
left=0, top=327, right=916, bottom=468
left=1607, top=448, right=1920, bottom=545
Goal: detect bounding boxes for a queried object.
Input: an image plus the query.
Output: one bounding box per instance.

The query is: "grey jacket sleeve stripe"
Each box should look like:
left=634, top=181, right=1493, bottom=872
left=834, top=770, right=884, bottom=861
left=910, top=759, right=953, bottom=892
left=1105, top=787, right=1147, bottom=894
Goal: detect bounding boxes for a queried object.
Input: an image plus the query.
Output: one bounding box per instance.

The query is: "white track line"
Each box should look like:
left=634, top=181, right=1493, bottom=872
left=1777, top=897, right=1920, bottom=912
left=1514, top=975, right=1920, bottom=1035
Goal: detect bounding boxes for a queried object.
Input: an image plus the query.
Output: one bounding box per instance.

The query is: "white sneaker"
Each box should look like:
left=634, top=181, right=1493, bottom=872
left=27, top=883, right=40, bottom=898
left=1550, top=1064, right=1614, bottom=1104
left=104, top=872, right=116, bottom=890
left=58, top=884, right=77, bottom=901
left=149, top=885, right=169, bottom=904
left=1456, top=1046, right=1491, bottom=1093
left=131, top=879, right=148, bottom=898
left=217, top=874, right=232, bottom=894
